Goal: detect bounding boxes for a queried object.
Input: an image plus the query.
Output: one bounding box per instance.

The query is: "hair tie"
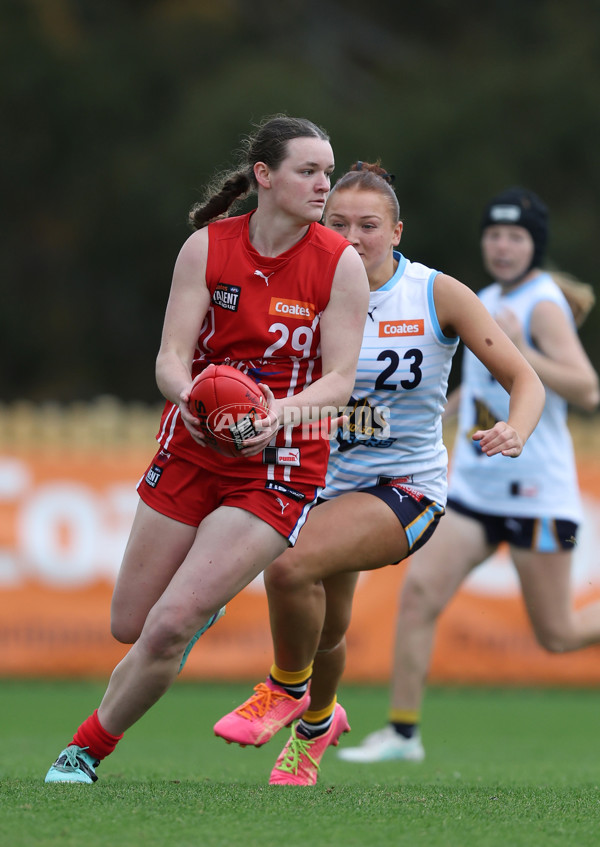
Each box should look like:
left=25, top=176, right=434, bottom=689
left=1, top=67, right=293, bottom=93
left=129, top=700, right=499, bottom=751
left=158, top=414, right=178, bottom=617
left=381, top=172, right=395, bottom=184
left=356, top=161, right=363, bottom=171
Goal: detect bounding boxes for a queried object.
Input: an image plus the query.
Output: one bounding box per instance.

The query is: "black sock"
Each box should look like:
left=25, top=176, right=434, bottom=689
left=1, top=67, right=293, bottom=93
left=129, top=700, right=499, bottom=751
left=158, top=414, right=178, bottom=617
left=391, top=721, right=416, bottom=739
left=297, top=713, right=334, bottom=740
left=269, top=674, right=309, bottom=700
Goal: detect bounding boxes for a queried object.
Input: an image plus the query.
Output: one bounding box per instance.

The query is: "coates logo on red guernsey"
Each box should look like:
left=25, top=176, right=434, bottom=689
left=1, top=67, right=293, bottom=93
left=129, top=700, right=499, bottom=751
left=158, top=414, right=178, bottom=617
left=269, top=297, right=316, bottom=320
left=379, top=319, right=424, bottom=337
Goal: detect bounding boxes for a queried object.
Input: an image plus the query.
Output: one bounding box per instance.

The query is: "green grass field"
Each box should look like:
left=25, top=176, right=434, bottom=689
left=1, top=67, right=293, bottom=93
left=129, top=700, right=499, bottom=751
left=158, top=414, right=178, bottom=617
left=1, top=679, right=599, bottom=847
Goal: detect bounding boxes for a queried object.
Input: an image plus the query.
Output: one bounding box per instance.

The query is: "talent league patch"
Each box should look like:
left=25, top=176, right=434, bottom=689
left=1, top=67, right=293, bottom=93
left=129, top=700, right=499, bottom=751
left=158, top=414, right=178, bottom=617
left=213, top=283, right=241, bottom=311
left=264, top=481, right=306, bottom=501
left=144, top=464, right=163, bottom=488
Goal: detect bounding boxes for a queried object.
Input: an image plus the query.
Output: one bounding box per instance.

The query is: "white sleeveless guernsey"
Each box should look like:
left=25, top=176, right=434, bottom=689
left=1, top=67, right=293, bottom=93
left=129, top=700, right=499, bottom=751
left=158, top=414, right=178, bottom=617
left=322, top=252, right=459, bottom=505
left=449, top=271, right=582, bottom=522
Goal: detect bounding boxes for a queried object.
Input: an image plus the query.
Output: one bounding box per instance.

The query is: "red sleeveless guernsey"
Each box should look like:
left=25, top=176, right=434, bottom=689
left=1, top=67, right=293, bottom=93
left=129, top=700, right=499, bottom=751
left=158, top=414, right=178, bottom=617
left=156, top=212, right=349, bottom=487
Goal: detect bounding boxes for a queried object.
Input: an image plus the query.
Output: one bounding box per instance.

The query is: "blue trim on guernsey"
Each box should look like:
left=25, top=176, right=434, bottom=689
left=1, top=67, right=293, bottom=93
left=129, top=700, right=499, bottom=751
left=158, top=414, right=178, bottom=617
left=427, top=271, right=456, bottom=345
left=378, top=251, right=408, bottom=291
left=500, top=271, right=546, bottom=347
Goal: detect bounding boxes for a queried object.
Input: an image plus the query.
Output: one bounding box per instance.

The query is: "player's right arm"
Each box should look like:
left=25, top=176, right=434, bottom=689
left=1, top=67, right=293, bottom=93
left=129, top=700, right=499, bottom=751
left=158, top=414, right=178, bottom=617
left=282, top=245, right=369, bottom=419
left=241, top=245, right=369, bottom=457
left=155, top=229, right=212, bottom=443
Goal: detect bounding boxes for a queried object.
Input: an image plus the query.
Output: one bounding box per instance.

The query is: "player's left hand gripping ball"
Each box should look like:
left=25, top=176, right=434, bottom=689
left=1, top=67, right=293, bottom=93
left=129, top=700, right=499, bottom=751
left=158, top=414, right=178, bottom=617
left=188, top=364, right=269, bottom=456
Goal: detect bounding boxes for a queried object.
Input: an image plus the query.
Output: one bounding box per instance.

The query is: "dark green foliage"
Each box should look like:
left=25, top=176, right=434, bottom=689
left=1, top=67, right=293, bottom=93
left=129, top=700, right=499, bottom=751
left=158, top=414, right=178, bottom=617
left=2, top=1, right=599, bottom=401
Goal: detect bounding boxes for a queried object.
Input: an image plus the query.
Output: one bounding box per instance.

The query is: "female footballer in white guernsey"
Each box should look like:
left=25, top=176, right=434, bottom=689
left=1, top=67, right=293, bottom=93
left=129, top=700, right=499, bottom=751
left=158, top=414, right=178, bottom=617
left=338, top=187, right=600, bottom=766
left=213, top=166, right=546, bottom=785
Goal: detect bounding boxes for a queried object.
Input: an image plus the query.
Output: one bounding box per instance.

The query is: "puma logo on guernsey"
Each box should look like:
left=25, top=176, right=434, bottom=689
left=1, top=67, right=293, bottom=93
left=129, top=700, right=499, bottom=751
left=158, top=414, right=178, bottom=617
left=379, top=319, right=424, bottom=337
left=268, top=297, right=316, bottom=320
left=254, top=270, right=274, bottom=285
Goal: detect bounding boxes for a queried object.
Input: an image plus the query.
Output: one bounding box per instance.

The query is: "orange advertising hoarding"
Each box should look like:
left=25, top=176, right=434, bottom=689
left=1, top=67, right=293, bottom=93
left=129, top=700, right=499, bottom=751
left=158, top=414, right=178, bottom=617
left=1, top=447, right=600, bottom=684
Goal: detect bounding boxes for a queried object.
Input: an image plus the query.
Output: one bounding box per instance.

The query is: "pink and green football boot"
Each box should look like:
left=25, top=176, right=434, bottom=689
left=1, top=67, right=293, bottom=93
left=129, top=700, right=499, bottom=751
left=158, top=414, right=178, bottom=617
left=269, top=703, right=350, bottom=785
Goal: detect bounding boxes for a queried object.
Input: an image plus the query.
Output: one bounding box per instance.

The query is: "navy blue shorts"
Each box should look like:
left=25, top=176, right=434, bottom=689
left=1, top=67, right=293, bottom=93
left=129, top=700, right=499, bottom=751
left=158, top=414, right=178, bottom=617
left=321, top=476, right=445, bottom=558
left=447, top=497, right=578, bottom=552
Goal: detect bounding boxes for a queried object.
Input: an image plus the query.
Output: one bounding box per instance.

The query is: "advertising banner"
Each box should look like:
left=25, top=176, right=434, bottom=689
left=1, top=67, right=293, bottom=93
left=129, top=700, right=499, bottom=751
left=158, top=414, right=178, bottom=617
left=1, top=447, right=600, bottom=684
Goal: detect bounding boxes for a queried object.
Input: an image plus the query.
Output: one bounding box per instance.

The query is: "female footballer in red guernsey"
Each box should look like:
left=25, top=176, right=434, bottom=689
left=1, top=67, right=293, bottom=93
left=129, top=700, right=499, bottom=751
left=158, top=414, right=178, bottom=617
left=45, top=115, right=369, bottom=784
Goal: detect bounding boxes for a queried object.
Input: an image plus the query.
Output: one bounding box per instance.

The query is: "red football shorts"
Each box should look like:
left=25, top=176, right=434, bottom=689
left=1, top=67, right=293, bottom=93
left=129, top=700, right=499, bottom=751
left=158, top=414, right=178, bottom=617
left=137, top=448, right=320, bottom=545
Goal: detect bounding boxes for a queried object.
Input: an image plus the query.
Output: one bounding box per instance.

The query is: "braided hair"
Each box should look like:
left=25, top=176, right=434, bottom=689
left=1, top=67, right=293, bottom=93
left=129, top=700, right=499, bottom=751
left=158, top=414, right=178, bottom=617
left=189, top=115, right=330, bottom=230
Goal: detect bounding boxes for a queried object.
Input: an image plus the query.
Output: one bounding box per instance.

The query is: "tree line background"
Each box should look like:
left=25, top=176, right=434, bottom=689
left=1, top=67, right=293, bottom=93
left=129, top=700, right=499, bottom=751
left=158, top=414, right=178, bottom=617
left=2, top=0, right=600, bottom=404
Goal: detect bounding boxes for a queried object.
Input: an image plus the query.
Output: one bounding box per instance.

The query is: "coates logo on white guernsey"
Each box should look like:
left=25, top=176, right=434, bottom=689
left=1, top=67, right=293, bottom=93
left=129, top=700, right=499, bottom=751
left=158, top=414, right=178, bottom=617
left=379, top=319, right=424, bottom=337
left=269, top=297, right=316, bottom=320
